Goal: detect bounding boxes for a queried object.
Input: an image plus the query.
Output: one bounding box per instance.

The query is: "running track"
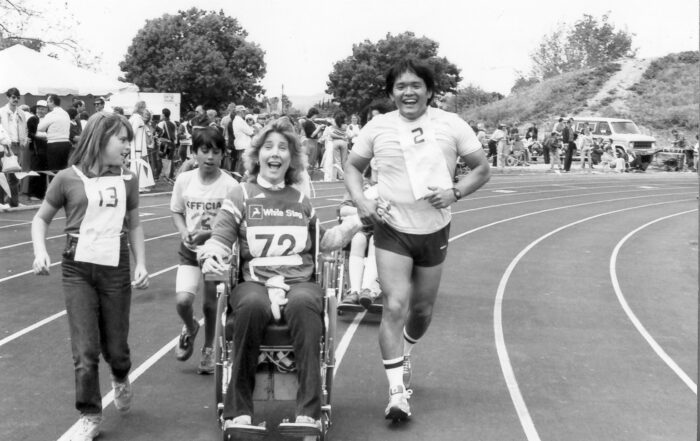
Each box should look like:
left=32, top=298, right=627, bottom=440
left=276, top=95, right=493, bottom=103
left=0, top=172, right=696, bottom=441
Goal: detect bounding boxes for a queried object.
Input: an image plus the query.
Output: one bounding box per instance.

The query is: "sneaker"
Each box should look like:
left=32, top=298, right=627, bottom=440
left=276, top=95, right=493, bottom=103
left=402, top=355, right=412, bottom=389
left=72, top=413, right=103, bottom=441
left=340, top=290, right=359, bottom=306
left=197, top=347, right=215, bottom=375
left=384, top=385, right=411, bottom=421
left=358, top=288, right=377, bottom=310
left=112, top=376, right=132, bottom=412
left=175, top=320, right=200, bottom=361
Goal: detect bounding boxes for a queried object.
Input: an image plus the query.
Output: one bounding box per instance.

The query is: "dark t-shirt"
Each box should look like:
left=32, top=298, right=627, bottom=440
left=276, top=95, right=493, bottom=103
left=302, top=119, right=317, bottom=139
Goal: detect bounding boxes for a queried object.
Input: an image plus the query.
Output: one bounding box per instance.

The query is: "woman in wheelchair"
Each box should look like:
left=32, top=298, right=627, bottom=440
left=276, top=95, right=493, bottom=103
left=199, top=119, right=359, bottom=439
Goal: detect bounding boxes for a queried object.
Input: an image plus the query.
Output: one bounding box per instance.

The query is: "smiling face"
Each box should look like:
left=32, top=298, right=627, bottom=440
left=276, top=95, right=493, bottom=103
left=258, top=131, right=291, bottom=185
left=103, top=126, right=131, bottom=167
left=390, top=70, right=432, bottom=121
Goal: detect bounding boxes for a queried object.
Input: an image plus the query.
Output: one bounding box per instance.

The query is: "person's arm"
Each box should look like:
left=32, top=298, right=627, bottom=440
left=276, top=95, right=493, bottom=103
left=31, top=201, right=60, bottom=275
left=345, top=152, right=381, bottom=224
left=37, top=112, right=52, bottom=133
left=127, top=208, right=149, bottom=289
left=423, top=149, right=491, bottom=209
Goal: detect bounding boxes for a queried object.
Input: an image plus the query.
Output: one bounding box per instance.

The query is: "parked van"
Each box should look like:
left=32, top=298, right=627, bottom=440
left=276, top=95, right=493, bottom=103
left=566, top=117, right=657, bottom=168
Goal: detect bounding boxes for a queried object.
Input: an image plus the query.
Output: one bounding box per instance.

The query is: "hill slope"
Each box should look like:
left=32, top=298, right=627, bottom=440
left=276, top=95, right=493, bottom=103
left=459, top=51, right=699, bottom=144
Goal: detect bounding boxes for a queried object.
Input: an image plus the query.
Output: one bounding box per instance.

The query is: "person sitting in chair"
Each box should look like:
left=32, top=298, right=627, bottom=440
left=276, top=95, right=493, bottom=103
left=199, top=119, right=359, bottom=440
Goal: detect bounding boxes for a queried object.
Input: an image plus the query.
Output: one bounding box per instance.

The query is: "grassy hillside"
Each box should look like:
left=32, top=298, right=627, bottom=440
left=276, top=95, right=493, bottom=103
left=459, top=51, right=700, bottom=144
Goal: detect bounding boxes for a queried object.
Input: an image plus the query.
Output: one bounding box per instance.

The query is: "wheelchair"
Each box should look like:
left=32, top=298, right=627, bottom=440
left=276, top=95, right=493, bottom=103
left=506, top=148, right=530, bottom=167
left=204, top=228, right=344, bottom=441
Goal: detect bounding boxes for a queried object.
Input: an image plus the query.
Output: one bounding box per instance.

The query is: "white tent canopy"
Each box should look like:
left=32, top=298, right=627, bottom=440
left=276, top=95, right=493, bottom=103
left=0, top=44, right=138, bottom=96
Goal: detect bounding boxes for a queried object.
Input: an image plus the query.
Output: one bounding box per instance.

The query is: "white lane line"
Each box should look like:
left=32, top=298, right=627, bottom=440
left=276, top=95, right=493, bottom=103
left=333, top=311, right=367, bottom=378
left=56, top=318, right=204, bottom=441
left=609, top=209, right=698, bottom=394
left=0, top=265, right=178, bottom=349
left=493, top=199, right=694, bottom=441
left=0, top=216, right=173, bottom=251
left=0, top=232, right=180, bottom=283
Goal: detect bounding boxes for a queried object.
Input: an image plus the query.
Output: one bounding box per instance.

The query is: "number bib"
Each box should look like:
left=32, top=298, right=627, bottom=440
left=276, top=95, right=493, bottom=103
left=72, top=166, right=127, bottom=267
left=242, top=185, right=310, bottom=281
left=398, top=121, right=452, bottom=200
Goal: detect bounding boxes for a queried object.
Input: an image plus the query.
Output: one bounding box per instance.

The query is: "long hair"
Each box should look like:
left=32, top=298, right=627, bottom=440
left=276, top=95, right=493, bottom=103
left=245, top=118, right=304, bottom=186
left=68, top=112, right=134, bottom=174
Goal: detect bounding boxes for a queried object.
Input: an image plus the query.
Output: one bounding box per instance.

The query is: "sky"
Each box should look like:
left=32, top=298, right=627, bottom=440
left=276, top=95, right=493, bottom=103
left=41, top=0, right=700, bottom=98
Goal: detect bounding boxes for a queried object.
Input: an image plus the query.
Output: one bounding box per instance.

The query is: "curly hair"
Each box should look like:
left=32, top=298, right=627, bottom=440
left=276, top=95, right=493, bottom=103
left=245, top=118, right=305, bottom=186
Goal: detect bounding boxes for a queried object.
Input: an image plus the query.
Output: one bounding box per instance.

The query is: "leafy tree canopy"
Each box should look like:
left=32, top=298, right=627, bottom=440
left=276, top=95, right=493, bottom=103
left=326, top=31, right=461, bottom=115
left=119, top=8, right=266, bottom=111
left=530, top=13, right=636, bottom=80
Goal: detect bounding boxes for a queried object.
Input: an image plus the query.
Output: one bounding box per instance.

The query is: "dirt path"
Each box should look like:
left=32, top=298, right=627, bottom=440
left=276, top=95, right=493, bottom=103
left=583, top=57, right=653, bottom=115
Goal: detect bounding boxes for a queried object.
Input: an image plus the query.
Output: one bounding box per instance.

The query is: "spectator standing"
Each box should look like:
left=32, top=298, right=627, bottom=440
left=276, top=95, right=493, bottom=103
left=346, top=114, right=361, bottom=150
left=156, top=108, right=177, bottom=182
left=491, top=123, right=508, bottom=169
left=38, top=94, right=71, bottom=172
left=578, top=124, right=594, bottom=171
left=0, top=87, right=29, bottom=207
left=93, top=97, right=106, bottom=114
left=68, top=108, right=82, bottom=147
left=544, top=132, right=562, bottom=171
left=301, top=107, right=325, bottom=169
left=561, top=118, right=576, bottom=172
left=27, top=100, right=49, bottom=200
left=672, top=129, right=693, bottom=171
left=220, top=103, right=236, bottom=172
left=476, top=123, right=489, bottom=155
left=129, top=101, right=149, bottom=162
left=232, top=105, right=254, bottom=175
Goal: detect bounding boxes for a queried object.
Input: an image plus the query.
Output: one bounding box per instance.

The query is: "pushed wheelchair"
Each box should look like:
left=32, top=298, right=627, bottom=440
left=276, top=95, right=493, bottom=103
left=204, top=238, right=345, bottom=440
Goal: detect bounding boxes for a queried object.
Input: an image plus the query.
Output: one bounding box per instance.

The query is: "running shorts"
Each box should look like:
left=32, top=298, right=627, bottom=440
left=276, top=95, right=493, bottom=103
left=373, top=222, right=450, bottom=267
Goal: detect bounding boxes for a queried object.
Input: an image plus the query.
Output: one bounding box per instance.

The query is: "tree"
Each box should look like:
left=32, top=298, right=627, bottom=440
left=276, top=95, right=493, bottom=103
left=530, top=13, right=635, bottom=79
left=441, top=85, right=504, bottom=113
left=119, top=8, right=266, bottom=111
left=326, top=32, right=461, bottom=116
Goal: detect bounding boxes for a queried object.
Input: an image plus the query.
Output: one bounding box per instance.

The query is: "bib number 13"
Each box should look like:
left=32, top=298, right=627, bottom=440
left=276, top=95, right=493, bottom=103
left=98, top=186, right=118, bottom=207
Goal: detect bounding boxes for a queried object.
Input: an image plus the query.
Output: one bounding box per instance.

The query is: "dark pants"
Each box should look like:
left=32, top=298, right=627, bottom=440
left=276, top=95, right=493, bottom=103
left=233, top=149, right=245, bottom=175
left=28, top=141, right=48, bottom=199
left=62, top=236, right=132, bottom=415
left=224, top=281, right=323, bottom=420
left=685, top=150, right=695, bottom=169
left=563, top=142, right=576, bottom=171
left=47, top=141, right=72, bottom=172
left=543, top=146, right=550, bottom=164
left=488, top=140, right=497, bottom=166
left=147, top=148, right=162, bottom=180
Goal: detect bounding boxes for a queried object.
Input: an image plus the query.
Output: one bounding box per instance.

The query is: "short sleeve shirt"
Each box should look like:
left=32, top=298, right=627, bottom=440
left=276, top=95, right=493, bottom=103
left=41, top=166, right=139, bottom=234
left=170, top=169, right=240, bottom=250
left=351, top=107, right=481, bottom=234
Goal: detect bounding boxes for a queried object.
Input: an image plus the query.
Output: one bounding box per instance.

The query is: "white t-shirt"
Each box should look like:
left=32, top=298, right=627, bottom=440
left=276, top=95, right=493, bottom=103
left=170, top=169, right=240, bottom=250
left=352, top=107, right=481, bottom=234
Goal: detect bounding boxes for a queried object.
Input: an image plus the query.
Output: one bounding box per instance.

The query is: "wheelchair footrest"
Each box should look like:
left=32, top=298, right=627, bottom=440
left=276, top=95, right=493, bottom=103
left=278, top=420, right=322, bottom=438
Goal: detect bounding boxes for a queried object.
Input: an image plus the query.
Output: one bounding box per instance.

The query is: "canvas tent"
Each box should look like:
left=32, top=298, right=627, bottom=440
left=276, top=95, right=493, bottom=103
left=0, top=44, right=138, bottom=98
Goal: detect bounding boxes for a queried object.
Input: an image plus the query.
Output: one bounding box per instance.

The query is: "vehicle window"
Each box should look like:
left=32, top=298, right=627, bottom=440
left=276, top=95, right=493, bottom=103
left=595, top=122, right=610, bottom=135
left=610, top=121, right=640, bottom=134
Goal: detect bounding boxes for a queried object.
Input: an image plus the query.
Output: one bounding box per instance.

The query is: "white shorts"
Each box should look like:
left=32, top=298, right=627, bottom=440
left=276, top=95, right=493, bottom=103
left=175, top=264, right=203, bottom=295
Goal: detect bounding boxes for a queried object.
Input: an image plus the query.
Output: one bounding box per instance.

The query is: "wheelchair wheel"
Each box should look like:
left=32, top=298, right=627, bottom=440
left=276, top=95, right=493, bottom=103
left=214, top=284, right=232, bottom=424
left=506, top=155, right=518, bottom=167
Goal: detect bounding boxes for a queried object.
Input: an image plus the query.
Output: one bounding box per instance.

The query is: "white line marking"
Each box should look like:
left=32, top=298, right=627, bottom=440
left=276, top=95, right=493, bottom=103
left=0, top=265, right=178, bottom=349
left=0, top=232, right=180, bottom=283
left=493, top=189, right=516, bottom=193
left=609, top=209, right=698, bottom=394
left=492, top=198, right=694, bottom=441
left=0, top=216, right=173, bottom=251
left=333, top=311, right=366, bottom=378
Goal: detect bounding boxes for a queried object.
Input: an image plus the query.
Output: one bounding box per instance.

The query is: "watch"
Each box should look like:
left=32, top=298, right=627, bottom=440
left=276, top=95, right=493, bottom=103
left=451, top=187, right=462, bottom=200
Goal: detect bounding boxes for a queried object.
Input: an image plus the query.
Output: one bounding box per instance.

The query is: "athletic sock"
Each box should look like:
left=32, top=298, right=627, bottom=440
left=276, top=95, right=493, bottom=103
left=348, top=255, right=364, bottom=293
left=403, top=328, right=418, bottom=356
left=383, top=357, right=404, bottom=391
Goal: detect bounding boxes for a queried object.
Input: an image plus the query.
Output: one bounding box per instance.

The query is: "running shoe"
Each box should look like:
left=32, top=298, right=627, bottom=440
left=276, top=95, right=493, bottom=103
left=197, top=347, right=215, bottom=375
left=175, top=320, right=200, bottom=361
left=111, top=376, right=132, bottom=412
left=358, top=288, right=377, bottom=310
left=72, top=413, right=102, bottom=441
left=384, top=385, right=411, bottom=421
left=402, top=355, right=412, bottom=389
